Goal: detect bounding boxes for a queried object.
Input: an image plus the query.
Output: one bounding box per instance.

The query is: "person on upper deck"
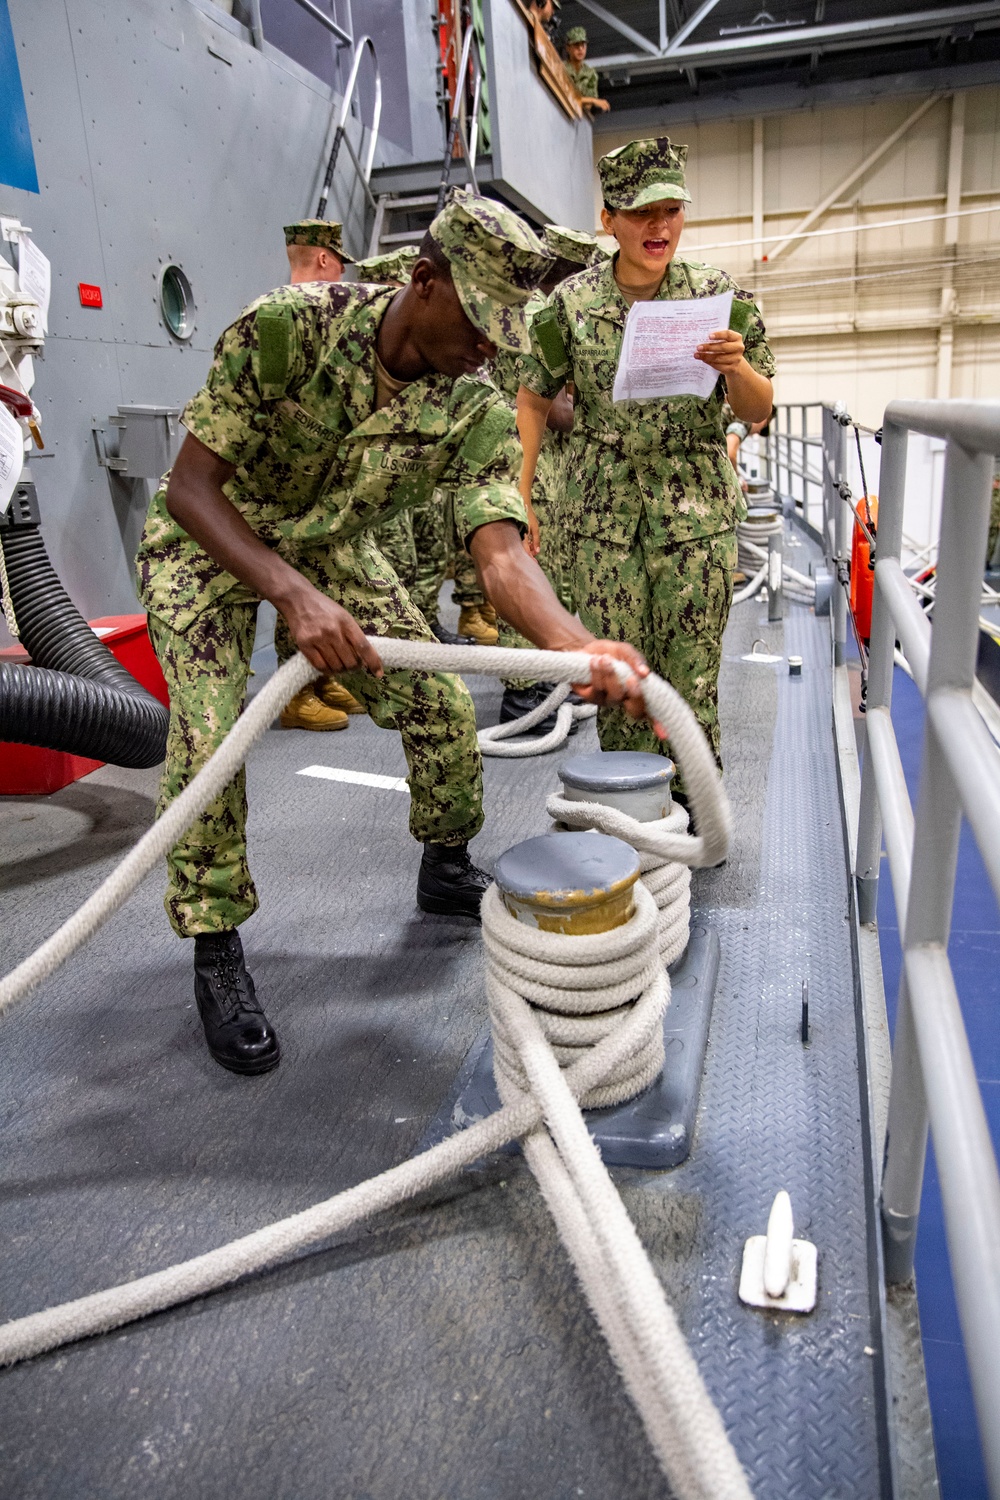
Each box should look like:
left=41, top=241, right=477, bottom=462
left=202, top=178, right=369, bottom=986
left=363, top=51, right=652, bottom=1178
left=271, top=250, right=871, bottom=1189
left=516, top=136, right=775, bottom=797
left=563, top=28, right=609, bottom=115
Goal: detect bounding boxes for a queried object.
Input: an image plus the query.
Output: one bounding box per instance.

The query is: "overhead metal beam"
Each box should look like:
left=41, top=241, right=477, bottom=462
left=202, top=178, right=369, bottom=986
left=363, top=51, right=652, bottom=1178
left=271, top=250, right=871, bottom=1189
left=572, top=0, right=659, bottom=57
left=765, top=92, right=942, bottom=262
left=590, top=3, right=1000, bottom=74
left=590, top=58, right=1000, bottom=133
left=663, top=0, right=722, bottom=54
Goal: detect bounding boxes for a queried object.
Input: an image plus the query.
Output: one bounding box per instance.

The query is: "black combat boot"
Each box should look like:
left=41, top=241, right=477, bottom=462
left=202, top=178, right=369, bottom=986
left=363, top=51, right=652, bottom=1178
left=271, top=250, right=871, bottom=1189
left=430, top=618, right=476, bottom=647
left=417, top=841, right=492, bottom=920
left=499, top=682, right=567, bottom=737
left=193, top=930, right=281, bottom=1075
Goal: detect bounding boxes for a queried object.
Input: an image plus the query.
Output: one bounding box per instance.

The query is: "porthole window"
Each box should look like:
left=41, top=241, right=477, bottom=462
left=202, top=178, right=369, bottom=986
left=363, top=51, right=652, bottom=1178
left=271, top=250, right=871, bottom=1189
left=160, top=264, right=195, bottom=340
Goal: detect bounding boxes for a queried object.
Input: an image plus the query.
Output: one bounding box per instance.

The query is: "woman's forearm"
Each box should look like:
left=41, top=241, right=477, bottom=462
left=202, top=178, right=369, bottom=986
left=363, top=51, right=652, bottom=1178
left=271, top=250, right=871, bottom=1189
left=725, top=364, right=772, bottom=424
left=516, top=386, right=555, bottom=502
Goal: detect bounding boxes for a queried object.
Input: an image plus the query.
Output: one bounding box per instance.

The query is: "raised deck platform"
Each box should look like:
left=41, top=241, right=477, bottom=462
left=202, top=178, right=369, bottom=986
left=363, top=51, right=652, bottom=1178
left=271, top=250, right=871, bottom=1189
left=0, top=582, right=926, bottom=1497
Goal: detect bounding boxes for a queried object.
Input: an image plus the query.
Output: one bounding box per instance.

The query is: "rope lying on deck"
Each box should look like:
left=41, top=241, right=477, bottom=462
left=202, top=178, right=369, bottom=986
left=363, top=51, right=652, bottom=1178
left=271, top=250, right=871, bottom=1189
left=477, top=678, right=596, bottom=757
left=0, top=639, right=746, bottom=1499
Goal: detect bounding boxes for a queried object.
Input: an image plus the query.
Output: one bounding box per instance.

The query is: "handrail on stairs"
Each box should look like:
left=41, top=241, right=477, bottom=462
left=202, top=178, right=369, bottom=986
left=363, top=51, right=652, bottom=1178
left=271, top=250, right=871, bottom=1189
left=316, top=35, right=383, bottom=220
left=435, top=20, right=483, bottom=214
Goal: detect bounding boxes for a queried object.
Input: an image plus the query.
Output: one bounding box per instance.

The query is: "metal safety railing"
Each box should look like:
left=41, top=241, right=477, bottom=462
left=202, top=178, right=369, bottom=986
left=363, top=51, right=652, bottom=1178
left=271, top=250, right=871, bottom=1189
left=851, top=400, right=1000, bottom=1499
left=767, top=402, right=826, bottom=539
left=435, top=20, right=484, bottom=213
left=242, top=0, right=382, bottom=228
left=316, top=35, right=383, bottom=218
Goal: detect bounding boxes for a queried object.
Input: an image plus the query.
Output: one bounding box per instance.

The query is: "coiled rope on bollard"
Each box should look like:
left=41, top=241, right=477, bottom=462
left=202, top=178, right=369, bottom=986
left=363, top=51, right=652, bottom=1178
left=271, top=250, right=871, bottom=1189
left=477, top=679, right=596, bottom=757
left=548, top=791, right=692, bottom=966
left=0, top=640, right=746, bottom=1499
left=734, top=514, right=816, bottom=607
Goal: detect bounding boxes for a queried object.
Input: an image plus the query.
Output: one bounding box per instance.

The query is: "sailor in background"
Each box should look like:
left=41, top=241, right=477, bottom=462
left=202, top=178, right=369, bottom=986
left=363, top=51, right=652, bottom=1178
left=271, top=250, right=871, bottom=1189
left=562, top=27, right=610, bottom=116
left=283, top=217, right=353, bottom=284
left=517, top=137, right=774, bottom=798
left=136, top=193, right=651, bottom=1077
left=279, top=218, right=367, bottom=728
left=492, top=224, right=607, bottom=732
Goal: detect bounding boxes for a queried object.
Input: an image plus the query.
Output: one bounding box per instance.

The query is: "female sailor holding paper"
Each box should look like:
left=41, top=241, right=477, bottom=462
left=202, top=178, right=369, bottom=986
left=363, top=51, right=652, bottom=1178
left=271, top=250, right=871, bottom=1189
left=517, top=136, right=774, bottom=791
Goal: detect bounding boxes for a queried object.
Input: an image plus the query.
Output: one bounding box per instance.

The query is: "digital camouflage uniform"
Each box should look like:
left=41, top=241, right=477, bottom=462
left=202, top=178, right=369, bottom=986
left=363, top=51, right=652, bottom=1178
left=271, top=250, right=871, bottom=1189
left=137, top=193, right=549, bottom=937
left=356, top=245, right=458, bottom=625
left=490, top=225, right=605, bottom=688
left=563, top=28, right=599, bottom=101
left=519, top=139, right=775, bottom=780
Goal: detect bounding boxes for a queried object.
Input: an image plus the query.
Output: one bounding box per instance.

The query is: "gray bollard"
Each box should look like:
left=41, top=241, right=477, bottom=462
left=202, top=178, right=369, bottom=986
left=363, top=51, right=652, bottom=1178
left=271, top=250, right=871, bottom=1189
left=493, top=831, right=640, bottom=936
left=557, top=749, right=675, bottom=824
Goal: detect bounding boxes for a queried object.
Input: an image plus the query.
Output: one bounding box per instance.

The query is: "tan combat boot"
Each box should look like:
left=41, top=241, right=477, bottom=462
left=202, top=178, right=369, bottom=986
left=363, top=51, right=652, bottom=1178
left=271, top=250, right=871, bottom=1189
left=317, top=677, right=365, bottom=714
left=457, top=604, right=498, bottom=646
left=480, top=601, right=498, bottom=629
left=280, top=686, right=349, bottom=731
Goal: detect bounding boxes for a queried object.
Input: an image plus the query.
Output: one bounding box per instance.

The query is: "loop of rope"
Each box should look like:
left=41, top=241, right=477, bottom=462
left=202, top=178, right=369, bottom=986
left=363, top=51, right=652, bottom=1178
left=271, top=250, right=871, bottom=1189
left=735, top=515, right=816, bottom=606
left=477, top=679, right=597, bottom=757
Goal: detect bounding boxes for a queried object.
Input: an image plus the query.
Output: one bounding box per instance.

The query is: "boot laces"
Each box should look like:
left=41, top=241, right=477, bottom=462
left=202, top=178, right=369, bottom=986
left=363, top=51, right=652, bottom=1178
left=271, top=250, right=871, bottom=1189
left=211, top=950, right=260, bottom=1022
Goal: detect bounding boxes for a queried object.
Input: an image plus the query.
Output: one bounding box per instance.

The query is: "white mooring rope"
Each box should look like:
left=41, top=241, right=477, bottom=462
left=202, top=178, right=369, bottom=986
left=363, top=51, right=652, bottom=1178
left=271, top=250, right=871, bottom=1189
left=734, top=515, right=816, bottom=607
left=477, top=679, right=597, bottom=757
left=0, top=639, right=747, bottom=1499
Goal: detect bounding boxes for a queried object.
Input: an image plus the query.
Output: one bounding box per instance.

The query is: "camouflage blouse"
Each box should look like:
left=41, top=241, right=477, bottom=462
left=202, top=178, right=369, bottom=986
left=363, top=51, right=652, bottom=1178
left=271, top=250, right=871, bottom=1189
left=137, top=282, right=525, bottom=632
left=519, top=254, right=775, bottom=547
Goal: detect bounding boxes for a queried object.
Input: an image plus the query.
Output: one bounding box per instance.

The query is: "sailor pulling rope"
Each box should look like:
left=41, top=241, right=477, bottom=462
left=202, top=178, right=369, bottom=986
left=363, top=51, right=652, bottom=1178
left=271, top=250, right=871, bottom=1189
left=0, top=639, right=749, bottom=1500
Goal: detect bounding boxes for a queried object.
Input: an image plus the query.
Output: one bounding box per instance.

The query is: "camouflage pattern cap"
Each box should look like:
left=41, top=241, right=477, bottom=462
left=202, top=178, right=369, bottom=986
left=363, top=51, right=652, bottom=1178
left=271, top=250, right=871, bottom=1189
left=283, top=219, right=355, bottom=263
left=428, top=189, right=553, bottom=354
left=543, top=223, right=605, bottom=267
left=353, top=246, right=420, bottom=285
left=565, top=25, right=587, bottom=43
left=598, top=137, right=691, bottom=210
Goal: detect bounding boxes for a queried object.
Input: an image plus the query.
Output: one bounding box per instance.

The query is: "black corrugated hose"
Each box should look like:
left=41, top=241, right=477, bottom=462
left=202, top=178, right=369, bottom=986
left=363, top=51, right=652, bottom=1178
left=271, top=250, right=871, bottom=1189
left=0, top=522, right=168, bottom=768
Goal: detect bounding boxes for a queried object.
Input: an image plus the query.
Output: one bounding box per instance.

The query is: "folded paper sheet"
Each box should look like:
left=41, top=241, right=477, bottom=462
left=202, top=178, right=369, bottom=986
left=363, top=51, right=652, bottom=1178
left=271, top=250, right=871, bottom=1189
left=612, top=290, right=734, bottom=402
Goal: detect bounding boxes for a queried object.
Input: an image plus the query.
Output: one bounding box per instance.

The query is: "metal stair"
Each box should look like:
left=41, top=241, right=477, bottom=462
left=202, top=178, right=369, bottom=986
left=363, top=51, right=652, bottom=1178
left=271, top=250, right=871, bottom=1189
left=366, top=191, right=441, bottom=257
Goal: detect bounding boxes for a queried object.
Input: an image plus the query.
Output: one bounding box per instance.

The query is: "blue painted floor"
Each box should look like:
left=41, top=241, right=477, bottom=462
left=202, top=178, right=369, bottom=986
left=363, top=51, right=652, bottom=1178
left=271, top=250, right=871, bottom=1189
left=873, top=665, right=1000, bottom=1499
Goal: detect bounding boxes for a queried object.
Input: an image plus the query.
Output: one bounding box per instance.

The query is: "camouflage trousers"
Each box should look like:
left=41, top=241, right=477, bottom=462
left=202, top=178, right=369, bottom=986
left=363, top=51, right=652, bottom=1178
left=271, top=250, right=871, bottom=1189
left=573, top=523, right=737, bottom=790
left=498, top=437, right=575, bottom=691
left=373, top=494, right=449, bottom=623
left=149, top=536, right=483, bottom=938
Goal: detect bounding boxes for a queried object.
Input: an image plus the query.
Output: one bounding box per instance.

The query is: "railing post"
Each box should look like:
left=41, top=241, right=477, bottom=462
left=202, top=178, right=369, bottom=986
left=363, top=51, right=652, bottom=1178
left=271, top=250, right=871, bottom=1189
left=830, top=418, right=848, bottom=666
left=856, top=419, right=908, bottom=924
left=880, top=432, right=994, bottom=1286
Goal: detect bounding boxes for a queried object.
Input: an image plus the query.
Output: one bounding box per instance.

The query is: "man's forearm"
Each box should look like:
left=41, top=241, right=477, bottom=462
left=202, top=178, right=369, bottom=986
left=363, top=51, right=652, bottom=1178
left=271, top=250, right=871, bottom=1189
left=516, top=386, right=555, bottom=501
left=469, top=520, right=592, bottom=652
left=166, top=438, right=310, bottom=613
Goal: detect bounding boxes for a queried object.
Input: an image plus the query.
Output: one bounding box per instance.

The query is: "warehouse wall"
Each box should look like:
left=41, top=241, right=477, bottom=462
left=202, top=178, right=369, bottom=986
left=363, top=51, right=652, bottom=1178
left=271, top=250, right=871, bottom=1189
left=592, top=87, right=1000, bottom=430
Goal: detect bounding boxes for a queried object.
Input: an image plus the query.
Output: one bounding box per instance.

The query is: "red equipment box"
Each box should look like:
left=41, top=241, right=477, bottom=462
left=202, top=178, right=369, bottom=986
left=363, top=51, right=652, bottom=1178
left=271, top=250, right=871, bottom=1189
left=0, top=613, right=168, bottom=795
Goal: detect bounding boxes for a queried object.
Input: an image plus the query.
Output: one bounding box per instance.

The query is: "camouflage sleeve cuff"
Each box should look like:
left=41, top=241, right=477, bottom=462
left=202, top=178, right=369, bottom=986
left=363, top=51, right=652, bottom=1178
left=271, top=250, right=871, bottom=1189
left=744, top=342, right=776, bottom=379
left=181, top=390, right=264, bottom=467
left=452, top=482, right=528, bottom=546
left=726, top=420, right=751, bottom=440
left=517, top=353, right=565, bottom=401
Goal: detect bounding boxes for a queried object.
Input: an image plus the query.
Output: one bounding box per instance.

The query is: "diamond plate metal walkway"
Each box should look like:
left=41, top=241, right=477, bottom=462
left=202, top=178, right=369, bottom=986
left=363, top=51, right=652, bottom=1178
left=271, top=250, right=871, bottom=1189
left=0, top=590, right=887, bottom=1499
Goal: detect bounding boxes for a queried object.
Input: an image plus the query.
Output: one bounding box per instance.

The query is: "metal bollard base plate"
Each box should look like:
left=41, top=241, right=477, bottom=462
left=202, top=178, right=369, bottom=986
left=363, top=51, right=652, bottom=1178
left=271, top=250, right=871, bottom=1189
left=420, top=924, right=720, bottom=1170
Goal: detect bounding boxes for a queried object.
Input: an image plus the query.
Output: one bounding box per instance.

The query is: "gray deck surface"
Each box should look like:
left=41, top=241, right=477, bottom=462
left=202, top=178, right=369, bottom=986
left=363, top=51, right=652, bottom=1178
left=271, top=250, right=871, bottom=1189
left=0, top=583, right=883, bottom=1499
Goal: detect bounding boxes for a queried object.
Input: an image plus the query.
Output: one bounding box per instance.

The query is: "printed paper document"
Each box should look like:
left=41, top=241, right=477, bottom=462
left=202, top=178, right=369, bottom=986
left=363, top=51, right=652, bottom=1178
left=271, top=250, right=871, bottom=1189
left=612, top=290, right=733, bottom=402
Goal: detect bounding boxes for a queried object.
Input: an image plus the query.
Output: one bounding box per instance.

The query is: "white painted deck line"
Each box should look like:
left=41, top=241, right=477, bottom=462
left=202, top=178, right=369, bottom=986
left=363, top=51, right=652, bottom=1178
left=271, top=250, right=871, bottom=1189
left=297, top=764, right=410, bottom=793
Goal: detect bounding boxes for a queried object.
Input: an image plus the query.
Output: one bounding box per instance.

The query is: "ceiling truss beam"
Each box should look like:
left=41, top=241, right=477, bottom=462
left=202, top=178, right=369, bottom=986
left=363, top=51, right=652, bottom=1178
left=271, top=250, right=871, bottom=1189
left=588, top=3, right=1000, bottom=75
